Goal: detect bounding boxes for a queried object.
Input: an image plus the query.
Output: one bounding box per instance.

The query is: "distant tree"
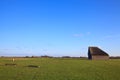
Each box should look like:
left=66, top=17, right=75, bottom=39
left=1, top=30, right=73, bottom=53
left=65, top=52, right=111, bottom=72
left=1, top=56, right=4, bottom=58
left=41, top=55, right=53, bottom=58
left=25, top=56, right=30, bottom=58
left=62, top=56, right=71, bottom=58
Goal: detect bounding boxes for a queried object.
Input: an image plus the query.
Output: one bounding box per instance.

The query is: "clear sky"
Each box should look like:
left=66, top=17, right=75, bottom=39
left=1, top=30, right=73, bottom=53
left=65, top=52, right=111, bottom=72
left=0, top=0, right=120, bottom=57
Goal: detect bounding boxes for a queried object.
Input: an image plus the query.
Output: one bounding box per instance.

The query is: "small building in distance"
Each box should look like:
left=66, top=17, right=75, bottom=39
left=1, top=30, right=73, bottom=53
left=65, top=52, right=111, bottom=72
left=88, top=47, right=109, bottom=60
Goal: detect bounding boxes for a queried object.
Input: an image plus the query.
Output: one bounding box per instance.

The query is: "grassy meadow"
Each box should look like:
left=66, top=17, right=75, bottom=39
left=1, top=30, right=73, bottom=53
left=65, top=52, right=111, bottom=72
left=0, top=58, right=120, bottom=80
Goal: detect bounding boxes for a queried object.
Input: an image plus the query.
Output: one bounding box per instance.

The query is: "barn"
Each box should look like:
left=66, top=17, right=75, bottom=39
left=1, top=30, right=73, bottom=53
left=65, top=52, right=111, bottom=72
left=88, top=47, right=109, bottom=60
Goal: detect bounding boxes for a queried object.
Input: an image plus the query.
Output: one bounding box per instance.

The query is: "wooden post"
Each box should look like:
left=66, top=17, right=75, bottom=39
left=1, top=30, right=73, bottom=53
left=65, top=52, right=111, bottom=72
left=12, top=58, right=15, bottom=62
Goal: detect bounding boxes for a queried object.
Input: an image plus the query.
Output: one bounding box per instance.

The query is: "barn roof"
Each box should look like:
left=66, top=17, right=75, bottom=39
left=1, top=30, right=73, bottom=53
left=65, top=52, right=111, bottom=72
left=89, top=47, right=109, bottom=56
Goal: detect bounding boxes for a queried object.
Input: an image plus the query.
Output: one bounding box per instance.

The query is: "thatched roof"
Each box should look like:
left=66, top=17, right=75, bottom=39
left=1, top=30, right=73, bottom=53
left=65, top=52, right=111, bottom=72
left=88, top=47, right=109, bottom=56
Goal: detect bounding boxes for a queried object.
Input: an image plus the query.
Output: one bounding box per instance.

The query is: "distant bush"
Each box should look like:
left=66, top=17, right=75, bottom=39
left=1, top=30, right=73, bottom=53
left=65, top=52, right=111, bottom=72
left=25, top=56, right=30, bottom=58
left=62, top=56, right=71, bottom=58
left=41, top=55, right=53, bottom=58
left=110, top=56, right=120, bottom=59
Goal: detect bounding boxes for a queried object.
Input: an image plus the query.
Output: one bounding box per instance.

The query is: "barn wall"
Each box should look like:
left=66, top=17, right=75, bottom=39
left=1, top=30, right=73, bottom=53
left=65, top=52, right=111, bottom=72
left=88, top=48, right=92, bottom=59
left=92, top=56, right=109, bottom=60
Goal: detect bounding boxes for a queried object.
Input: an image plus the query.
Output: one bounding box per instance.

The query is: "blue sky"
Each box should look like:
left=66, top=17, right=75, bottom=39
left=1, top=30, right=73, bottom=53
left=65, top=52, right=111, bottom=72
left=0, top=0, right=120, bottom=57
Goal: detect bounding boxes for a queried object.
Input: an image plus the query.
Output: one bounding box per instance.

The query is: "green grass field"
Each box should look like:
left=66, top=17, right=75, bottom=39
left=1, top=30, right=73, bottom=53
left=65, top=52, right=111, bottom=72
left=0, top=58, right=120, bottom=80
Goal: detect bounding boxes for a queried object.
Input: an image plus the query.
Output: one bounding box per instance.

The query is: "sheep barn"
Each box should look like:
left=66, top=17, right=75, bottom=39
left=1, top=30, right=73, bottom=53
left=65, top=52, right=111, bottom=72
left=88, top=47, right=109, bottom=60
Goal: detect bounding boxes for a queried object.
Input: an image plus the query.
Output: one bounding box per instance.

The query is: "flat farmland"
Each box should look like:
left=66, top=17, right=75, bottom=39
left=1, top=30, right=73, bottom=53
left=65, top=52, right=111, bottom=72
left=0, top=58, right=120, bottom=80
